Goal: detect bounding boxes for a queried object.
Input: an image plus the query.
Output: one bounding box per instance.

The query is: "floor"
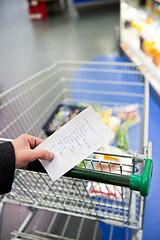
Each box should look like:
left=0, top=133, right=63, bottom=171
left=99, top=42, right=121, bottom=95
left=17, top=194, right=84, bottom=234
left=0, top=0, right=160, bottom=239
left=0, top=0, right=119, bottom=93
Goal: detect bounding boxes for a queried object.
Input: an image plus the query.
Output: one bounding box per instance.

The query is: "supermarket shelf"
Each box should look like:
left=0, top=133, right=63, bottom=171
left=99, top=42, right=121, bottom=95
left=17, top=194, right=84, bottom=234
left=121, top=29, right=160, bottom=101
left=121, top=42, right=160, bottom=103
left=121, top=1, right=160, bottom=30
left=120, top=1, right=160, bottom=105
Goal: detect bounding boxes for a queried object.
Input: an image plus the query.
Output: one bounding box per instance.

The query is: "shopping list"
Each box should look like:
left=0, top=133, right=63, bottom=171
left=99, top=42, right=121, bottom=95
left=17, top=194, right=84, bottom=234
left=36, top=106, right=114, bottom=182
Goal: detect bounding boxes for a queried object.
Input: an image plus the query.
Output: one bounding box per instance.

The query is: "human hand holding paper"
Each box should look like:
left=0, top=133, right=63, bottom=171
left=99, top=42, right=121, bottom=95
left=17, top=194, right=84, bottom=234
left=36, top=106, right=114, bottom=182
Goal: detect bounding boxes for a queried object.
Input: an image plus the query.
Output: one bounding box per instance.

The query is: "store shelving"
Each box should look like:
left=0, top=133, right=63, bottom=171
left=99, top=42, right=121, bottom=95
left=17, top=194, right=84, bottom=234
left=120, top=0, right=160, bottom=102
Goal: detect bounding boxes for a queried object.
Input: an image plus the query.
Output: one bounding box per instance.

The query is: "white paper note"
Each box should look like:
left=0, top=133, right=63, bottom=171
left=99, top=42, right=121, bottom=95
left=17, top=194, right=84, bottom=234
left=37, top=106, right=114, bottom=182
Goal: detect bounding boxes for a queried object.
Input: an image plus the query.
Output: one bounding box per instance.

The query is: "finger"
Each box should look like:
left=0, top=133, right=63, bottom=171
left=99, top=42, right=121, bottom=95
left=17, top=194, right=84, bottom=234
left=34, top=137, right=44, bottom=146
left=30, top=149, right=54, bottom=161
left=15, top=149, right=54, bottom=168
left=28, top=137, right=44, bottom=149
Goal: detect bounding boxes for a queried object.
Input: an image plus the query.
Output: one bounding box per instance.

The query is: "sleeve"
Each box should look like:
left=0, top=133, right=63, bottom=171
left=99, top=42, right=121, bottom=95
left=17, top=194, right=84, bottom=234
left=0, top=142, right=15, bottom=195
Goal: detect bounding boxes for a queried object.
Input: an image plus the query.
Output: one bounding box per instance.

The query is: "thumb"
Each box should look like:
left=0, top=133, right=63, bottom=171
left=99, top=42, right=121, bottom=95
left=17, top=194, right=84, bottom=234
left=30, top=149, right=54, bottom=161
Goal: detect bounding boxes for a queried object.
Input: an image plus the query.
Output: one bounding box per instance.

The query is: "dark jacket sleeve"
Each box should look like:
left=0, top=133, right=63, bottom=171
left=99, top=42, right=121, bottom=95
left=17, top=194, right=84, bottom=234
left=0, top=142, right=15, bottom=195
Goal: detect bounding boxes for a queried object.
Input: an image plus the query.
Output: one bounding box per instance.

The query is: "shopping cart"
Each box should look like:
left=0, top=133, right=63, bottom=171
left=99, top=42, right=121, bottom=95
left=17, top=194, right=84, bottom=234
left=0, top=61, right=153, bottom=240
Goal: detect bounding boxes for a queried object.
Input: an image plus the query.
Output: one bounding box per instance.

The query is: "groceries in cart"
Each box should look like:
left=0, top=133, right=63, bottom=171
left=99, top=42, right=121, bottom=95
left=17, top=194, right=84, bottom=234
left=87, top=145, right=132, bottom=201
left=42, top=102, right=141, bottom=170
left=115, top=105, right=141, bottom=151
left=114, top=104, right=140, bottom=122
left=85, top=104, right=141, bottom=201
left=90, top=103, right=141, bottom=150
left=98, top=109, right=121, bottom=134
left=42, top=102, right=141, bottom=150
left=95, top=145, right=132, bottom=175
left=42, top=104, right=85, bottom=136
left=87, top=182, right=122, bottom=200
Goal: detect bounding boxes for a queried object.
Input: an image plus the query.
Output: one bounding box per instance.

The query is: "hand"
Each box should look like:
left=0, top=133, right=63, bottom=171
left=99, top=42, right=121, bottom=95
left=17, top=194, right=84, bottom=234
left=12, top=134, right=54, bottom=169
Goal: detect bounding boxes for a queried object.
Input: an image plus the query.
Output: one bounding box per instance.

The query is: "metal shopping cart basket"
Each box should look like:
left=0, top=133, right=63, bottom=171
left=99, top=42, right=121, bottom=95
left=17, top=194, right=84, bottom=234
left=0, top=61, right=153, bottom=240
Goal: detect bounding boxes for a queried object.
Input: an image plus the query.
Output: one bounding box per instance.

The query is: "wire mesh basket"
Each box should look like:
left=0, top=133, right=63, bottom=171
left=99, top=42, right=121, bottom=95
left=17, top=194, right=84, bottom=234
left=0, top=61, right=152, bottom=239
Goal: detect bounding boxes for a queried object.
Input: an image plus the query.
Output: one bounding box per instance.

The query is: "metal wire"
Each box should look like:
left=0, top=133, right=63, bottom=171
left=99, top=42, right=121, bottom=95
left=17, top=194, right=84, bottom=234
left=0, top=61, right=146, bottom=233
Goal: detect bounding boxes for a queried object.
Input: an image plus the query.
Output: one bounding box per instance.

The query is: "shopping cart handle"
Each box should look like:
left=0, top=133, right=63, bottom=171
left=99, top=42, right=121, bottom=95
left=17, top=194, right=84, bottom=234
left=129, top=158, right=153, bottom=197
left=65, top=158, right=153, bottom=197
